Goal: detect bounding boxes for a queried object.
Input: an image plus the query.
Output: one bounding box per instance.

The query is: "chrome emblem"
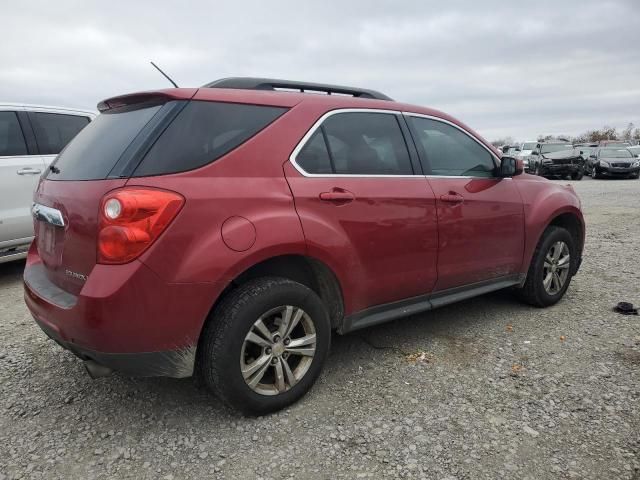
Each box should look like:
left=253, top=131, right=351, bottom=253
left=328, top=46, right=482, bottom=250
left=65, top=270, right=87, bottom=282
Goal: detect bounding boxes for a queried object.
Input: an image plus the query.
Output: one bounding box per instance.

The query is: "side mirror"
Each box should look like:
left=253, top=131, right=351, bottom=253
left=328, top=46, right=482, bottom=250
left=498, top=156, right=523, bottom=177
left=515, top=147, right=521, bottom=152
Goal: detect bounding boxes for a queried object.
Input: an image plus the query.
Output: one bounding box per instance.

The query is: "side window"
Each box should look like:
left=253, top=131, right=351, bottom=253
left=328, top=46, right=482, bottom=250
left=28, top=112, right=90, bottom=155
left=320, top=112, right=413, bottom=175
left=0, top=111, right=28, bottom=156
left=409, top=117, right=496, bottom=177
left=296, top=130, right=333, bottom=174
left=133, top=101, right=287, bottom=177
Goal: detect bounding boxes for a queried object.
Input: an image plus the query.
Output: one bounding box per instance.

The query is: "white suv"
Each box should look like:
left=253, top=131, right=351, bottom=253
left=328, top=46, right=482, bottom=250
left=0, top=104, right=94, bottom=263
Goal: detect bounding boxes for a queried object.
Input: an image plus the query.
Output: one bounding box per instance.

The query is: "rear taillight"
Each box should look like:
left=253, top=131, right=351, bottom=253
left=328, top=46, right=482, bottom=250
left=97, top=187, right=184, bottom=264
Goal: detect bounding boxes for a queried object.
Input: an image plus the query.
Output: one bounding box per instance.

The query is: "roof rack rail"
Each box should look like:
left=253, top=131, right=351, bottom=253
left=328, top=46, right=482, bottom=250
left=203, top=77, right=393, bottom=101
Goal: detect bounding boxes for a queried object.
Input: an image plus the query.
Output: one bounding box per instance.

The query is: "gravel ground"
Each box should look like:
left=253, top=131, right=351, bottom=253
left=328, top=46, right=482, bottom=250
left=1, top=177, right=639, bottom=480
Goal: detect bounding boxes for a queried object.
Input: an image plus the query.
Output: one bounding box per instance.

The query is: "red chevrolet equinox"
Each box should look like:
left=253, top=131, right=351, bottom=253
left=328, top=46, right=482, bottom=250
left=24, top=78, right=585, bottom=415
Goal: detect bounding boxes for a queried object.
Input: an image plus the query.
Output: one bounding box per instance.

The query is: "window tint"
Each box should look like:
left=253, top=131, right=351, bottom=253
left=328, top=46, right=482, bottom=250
left=319, top=113, right=413, bottom=175
left=133, top=101, right=287, bottom=177
left=409, top=117, right=495, bottom=177
left=29, top=112, right=90, bottom=155
left=0, top=111, right=27, bottom=156
left=47, top=104, right=162, bottom=180
left=296, top=130, right=333, bottom=174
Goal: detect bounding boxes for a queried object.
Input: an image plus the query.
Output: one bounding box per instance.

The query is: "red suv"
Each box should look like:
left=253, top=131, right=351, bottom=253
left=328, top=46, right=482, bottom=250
left=24, top=78, right=585, bottom=415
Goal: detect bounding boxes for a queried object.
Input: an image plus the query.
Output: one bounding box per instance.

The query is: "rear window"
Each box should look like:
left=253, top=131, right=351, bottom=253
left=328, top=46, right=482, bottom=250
left=28, top=112, right=90, bottom=155
left=132, top=101, right=287, bottom=177
left=47, top=104, right=162, bottom=180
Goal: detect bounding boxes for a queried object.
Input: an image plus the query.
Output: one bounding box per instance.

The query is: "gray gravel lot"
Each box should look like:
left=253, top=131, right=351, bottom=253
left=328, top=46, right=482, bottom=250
left=1, top=177, right=639, bottom=480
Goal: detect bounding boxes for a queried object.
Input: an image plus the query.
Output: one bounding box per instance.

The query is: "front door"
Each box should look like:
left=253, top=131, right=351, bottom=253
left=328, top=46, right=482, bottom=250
left=285, top=110, right=439, bottom=314
left=406, top=114, right=524, bottom=291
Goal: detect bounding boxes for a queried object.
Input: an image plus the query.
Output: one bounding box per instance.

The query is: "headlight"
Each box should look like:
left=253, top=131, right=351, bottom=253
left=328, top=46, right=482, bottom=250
left=599, top=160, right=610, bottom=167
left=633, top=161, right=640, bottom=167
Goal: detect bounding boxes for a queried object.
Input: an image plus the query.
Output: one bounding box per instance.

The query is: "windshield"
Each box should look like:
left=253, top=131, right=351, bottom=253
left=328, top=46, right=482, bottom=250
left=541, top=144, right=573, bottom=154
left=522, top=142, right=536, bottom=150
left=600, top=149, right=632, bottom=158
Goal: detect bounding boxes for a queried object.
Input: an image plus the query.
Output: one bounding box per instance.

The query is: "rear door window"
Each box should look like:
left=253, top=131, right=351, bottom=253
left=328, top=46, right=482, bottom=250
left=28, top=112, right=90, bottom=155
left=132, top=101, right=287, bottom=177
left=0, top=111, right=28, bottom=156
left=294, top=112, right=413, bottom=175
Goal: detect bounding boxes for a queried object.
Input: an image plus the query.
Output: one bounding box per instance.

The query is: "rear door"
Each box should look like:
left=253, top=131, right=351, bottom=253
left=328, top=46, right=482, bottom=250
left=0, top=108, right=45, bottom=244
left=284, top=110, right=438, bottom=313
left=406, top=114, right=524, bottom=291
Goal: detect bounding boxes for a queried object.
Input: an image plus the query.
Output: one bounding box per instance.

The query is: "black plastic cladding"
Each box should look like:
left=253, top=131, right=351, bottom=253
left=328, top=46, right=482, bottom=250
left=203, top=77, right=393, bottom=101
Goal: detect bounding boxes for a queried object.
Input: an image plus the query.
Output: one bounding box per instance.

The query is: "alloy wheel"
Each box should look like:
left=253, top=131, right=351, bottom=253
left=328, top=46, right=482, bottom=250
left=542, top=241, right=570, bottom=295
left=240, top=305, right=317, bottom=396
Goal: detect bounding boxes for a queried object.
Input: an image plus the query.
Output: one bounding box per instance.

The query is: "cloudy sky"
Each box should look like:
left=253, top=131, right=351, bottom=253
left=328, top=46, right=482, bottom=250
left=2, top=0, right=639, bottom=141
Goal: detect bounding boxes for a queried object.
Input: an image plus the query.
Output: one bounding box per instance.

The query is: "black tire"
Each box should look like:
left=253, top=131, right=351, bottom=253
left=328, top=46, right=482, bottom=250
left=516, top=226, right=577, bottom=308
left=591, top=167, right=601, bottom=179
left=198, top=277, right=331, bottom=416
left=571, top=170, right=584, bottom=181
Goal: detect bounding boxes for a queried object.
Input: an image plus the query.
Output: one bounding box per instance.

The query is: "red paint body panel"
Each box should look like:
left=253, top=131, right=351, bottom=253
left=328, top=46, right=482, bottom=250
left=426, top=177, right=525, bottom=290
left=23, top=86, right=585, bottom=378
left=283, top=163, right=439, bottom=314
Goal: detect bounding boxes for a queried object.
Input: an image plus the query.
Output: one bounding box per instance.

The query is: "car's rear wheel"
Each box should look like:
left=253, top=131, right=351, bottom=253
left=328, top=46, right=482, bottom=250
left=516, top=226, right=576, bottom=307
left=198, top=277, right=331, bottom=415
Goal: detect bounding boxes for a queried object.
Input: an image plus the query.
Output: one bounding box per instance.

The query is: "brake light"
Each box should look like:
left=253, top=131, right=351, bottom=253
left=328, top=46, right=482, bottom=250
left=97, top=188, right=184, bottom=264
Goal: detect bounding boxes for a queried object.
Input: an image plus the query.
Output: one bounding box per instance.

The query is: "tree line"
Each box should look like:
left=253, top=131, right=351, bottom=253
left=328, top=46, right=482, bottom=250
left=492, top=123, right=640, bottom=147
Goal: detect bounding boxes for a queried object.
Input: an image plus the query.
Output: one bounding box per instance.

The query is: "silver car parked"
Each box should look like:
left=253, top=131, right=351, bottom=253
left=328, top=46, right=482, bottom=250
left=0, top=104, right=94, bottom=263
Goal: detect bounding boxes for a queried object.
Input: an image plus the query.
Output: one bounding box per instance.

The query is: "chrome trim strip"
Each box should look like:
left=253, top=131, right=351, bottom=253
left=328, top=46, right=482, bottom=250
left=31, top=203, right=65, bottom=227
left=288, top=108, right=502, bottom=179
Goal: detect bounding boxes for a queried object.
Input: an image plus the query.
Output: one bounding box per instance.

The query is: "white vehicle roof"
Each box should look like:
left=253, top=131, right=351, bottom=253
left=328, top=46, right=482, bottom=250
left=0, top=102, right=96, bottom=118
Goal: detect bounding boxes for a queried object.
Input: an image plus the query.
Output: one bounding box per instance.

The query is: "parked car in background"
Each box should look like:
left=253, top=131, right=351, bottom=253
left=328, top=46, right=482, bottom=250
left=0, top=104, right=94, bottom=263
left=528, top=141, right=583, bottom=179
left=23, top=77, right=585, bottom=415
left=585, top=147, right=640, bottom=179
left=516, top=141, right=537, bottom=172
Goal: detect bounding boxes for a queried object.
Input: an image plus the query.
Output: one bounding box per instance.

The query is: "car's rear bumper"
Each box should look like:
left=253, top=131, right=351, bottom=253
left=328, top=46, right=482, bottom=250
left=34, top=315, right=196, bottom=377
left=23, top=244, right=220, bottom=378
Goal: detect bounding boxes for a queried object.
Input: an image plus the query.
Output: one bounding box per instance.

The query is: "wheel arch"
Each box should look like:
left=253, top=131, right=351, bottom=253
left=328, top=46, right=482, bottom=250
left=206, top=254, right=345, bottom=331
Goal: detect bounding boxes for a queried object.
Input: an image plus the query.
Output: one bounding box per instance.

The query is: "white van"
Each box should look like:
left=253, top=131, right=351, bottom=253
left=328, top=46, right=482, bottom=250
left=0, top=104, right=95, bottom=263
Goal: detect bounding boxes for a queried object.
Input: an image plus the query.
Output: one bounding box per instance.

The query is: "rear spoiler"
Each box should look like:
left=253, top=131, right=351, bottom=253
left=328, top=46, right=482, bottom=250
left=97, top=89, right=198, bottom=112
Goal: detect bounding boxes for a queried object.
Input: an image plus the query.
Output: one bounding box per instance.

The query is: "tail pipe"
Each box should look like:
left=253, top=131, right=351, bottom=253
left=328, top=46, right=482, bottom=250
left=84, top=360, right=113, bottom=379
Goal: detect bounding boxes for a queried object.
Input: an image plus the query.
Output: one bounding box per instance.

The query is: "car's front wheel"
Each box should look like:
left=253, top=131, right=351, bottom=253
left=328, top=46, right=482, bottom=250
left=198, top=277, right=331, bottom=415
left=571, top=169, right=584, bottom=181
left=516, top=226, right=577, bottom=307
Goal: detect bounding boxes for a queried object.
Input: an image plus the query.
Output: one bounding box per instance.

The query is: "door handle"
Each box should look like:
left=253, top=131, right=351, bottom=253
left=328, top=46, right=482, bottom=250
left=440, top=193, right=464, bottom=204
left=17, top=168, right=42, bottom=175
left=319, top=189, right=355, bottom=203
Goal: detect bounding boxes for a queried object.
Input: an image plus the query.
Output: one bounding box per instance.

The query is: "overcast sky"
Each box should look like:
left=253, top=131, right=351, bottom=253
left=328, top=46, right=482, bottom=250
left=2, top=0, right=639, bottom=141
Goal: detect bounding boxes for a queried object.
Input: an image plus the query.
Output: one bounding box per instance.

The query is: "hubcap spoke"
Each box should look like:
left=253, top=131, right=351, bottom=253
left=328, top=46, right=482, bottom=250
left=285, top=346, right=315, bottom=357
left=277, top=306, right=294, bottom=337
left=246, top=331, right=272, bottom=348
left=543, top=272, right=553, bottom=290
left=274, top=359, right=286, bottom=393
left=552, top=242, right=563, bottom=261
left=246, top=356, right=272, bottom=388
left=287, top=333, right=316, bottom=348
left=281, top=358, right=297, bottom=388
left=253, top=318, right=273, bottom=341
left=242, top=353, right=272, bottom=379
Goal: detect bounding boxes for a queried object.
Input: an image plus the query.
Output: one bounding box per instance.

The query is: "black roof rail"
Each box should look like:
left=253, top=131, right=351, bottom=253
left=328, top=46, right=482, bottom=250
left=202, top=77, right=393, bottom=101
